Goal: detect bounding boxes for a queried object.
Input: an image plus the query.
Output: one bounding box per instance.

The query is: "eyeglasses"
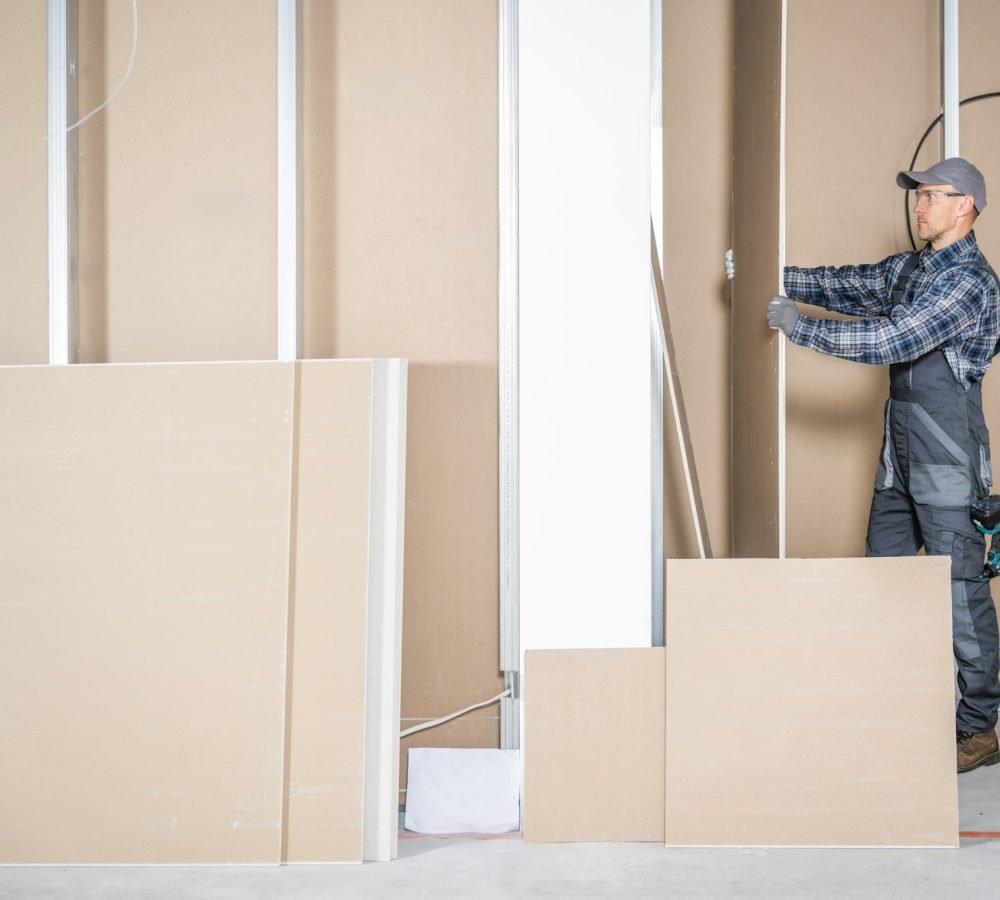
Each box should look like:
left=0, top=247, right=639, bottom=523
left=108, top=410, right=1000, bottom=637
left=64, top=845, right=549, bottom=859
left=913, top=189, right=965, bottom=206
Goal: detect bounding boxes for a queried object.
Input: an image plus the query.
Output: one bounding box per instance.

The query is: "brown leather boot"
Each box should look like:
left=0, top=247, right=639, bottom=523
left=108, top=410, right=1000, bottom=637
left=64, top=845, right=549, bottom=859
left=957, top=729, right=1000, bottom=773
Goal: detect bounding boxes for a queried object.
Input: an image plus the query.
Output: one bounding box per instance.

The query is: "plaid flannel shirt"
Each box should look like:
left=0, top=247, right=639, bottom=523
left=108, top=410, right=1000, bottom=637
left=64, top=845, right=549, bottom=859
left=784, top=231, right=1000, bottom=389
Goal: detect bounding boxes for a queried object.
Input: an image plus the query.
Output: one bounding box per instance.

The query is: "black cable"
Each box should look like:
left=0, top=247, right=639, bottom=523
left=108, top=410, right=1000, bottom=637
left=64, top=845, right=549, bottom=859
left=904, top=92, right=1000, bottom=252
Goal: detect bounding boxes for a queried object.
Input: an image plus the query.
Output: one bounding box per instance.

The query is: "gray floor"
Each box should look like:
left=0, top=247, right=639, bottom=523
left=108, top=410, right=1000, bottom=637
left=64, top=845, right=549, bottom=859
left=2, top=767, right=997, bottom=900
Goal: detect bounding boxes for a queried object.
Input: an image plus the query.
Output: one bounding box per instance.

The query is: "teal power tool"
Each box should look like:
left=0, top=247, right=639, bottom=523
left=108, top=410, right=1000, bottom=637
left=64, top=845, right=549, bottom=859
left=972, top=495, right=1000, bottom=578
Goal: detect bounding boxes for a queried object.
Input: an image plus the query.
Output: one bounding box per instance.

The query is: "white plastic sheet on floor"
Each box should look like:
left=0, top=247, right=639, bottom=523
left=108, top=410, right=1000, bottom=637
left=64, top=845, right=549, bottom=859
left=404, top=748, right=520, bottom=834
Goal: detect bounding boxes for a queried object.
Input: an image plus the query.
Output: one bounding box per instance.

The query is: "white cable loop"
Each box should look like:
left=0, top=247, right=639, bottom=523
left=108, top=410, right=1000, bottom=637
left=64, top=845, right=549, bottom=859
left=46, top=0, right=139, bottom=140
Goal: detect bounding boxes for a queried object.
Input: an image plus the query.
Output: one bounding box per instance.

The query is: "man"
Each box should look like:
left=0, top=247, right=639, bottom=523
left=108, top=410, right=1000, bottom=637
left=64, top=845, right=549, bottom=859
left=767, top=157, right=1000, bottom=773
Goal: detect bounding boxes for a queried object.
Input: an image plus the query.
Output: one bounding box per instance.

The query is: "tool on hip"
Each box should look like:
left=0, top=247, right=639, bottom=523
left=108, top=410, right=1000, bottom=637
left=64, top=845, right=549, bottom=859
left=971, top=495, right=1000, bottom=577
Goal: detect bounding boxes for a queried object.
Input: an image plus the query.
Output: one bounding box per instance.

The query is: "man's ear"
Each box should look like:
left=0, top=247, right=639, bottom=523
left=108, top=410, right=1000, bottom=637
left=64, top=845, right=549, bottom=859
left=961, top=195, right=977, bottom=218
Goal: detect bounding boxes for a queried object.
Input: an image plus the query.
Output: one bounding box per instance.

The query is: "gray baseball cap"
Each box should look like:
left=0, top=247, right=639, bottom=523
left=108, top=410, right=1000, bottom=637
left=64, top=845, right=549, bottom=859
left=896, top=157, right=987, bottom=213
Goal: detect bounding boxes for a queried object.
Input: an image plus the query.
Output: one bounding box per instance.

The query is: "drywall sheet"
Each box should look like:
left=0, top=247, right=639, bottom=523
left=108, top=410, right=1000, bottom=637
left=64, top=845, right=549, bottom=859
left=519, top=0, right=652, bottom=659
left=731, top=0, right=783, bottom=557
left=77, top=1, right=277, bottom=362
left=523, top=649, right=665, bottom=843
left=664, top=558, right=958, bottom=847
left=282, top=360, right=373, bottom=863
left=0, top=0, right=47, bottom=364
left=0, top=362, right=294, bottom=864
left=662, top=0, right=734, bottom=559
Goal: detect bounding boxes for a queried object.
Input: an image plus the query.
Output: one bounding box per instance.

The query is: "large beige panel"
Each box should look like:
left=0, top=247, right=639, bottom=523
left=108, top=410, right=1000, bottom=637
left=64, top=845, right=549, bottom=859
left=0, top=363, right=293, bottom=864
left=664, top=558, right=958, bottom=847
left=77, top=1, right=277, bottom=362
left=283, top=360, right=373, bottom=863
left=731, top=0, right=782, bottom=557
left=0, top=1, right=48, bottom=363
left=662, top=0, right=734, bottom=559
left=302, top=0, right=501, bottom=782
left=523, top=649, right=665, bottom=844
left=784, top=1, right=940, bottom=558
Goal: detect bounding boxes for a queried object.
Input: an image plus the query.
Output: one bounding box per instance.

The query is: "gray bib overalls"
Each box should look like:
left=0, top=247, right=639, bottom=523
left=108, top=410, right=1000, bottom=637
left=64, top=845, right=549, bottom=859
left=866, top=255, right=1000, bottom=732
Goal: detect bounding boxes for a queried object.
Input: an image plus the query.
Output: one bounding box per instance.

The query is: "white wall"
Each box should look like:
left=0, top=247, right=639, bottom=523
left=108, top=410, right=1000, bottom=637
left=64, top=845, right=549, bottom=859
left=519, top=0, right=652, bottom=659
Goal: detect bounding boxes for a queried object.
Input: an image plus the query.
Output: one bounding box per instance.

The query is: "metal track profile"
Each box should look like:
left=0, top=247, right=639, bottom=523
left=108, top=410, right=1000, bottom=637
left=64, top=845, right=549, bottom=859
left=498, top=0, right=520, bottom=751
left=277, top=0, right=302, bottom=362
left=48, top=0, right=79, bottom=366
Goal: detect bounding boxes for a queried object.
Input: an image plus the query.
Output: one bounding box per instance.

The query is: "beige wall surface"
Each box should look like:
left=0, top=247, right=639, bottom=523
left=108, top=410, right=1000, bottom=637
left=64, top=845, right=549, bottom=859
left=662, top=0, right=734, bottom=560
left=731, top=0, right=783, bottom=557
left=0, top=1, right=48, bottom=364
left=0, top=363, right=294, bottom=864
left=77, top=0, right=278, bottom=363
left=301, top=0, right=502, bottom=791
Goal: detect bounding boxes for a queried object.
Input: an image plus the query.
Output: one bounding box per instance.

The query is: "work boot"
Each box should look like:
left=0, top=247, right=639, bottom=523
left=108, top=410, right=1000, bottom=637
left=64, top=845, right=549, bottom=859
left=957, top=728, right=1000, bottom=773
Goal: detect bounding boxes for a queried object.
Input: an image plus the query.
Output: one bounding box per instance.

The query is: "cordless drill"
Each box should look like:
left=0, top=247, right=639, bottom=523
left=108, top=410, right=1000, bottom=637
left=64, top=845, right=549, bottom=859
left=972, top=495, right=1000, bottom=578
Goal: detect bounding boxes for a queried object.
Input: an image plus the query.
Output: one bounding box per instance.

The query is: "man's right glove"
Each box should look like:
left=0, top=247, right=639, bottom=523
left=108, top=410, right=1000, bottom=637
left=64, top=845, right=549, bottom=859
left=767, top=295, right=800, bottom=338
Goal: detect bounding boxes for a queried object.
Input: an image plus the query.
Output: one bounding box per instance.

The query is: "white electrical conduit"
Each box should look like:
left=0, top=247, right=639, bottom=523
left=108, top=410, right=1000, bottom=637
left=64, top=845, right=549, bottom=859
left=400, top=690, right=512, bottom=739
left=47, top=0, right=139, bottom=140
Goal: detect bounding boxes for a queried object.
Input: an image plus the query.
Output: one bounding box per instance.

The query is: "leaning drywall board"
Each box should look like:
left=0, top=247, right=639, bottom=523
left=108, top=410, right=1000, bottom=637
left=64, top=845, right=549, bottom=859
left=283, top=360, right=373, bottom=863
left=0, top=362, right=293, bottom=864
left=523, top=649, right=665, bottom=843
left=664, top=558, right=958, bottom=847
left=731, top=0, right=783, bottom=557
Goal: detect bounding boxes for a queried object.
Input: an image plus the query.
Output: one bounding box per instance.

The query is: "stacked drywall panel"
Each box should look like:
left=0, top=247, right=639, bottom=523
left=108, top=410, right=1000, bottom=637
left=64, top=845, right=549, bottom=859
left=523, top=559, right=958, bottom=848
left=0, top=359, right=406, bottom=864
left=0, top=363, right=294, bottom=864
left=523, top=650, right=665, bottom=843
left=283, top=362, right=374, bottom=863
left=519, top=0, right=652, bottom=663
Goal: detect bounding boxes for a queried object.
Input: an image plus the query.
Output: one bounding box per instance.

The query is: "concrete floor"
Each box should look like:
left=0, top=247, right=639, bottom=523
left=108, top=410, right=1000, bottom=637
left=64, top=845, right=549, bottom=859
left=2, top=766, right=997, bottom=900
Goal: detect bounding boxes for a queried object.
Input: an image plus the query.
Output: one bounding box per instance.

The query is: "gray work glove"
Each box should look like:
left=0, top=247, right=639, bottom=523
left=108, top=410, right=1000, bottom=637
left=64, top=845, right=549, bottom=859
left=767, top=295, right=800, bottom=337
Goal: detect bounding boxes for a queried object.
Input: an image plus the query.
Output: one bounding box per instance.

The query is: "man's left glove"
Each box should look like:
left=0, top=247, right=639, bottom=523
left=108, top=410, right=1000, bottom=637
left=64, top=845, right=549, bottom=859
left=767, top=295, right=800, bottom=338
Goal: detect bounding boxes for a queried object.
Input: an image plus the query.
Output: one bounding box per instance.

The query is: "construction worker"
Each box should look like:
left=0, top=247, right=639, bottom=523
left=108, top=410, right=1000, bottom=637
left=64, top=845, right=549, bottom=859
left=768, top=157, right=1000, bottom=774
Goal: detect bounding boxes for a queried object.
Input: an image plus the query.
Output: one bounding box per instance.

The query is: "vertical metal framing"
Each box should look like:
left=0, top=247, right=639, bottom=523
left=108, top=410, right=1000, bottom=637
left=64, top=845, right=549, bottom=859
left=777, top=0, right=788, bottom=559
left=498, top=0, right=520, bottom=750
left=277, top=0, right=302, bottom=362
left=942, top=0, right=960, bottom=159
left=48, top=0, right=79, bottom=365
left=649, top=0, right=665, bottom=646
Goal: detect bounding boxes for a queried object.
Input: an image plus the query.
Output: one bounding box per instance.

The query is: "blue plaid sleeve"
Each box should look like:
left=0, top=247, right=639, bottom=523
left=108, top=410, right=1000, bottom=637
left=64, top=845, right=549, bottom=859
left=784, top=255, right=906, bottom=316
left=788, top=268, right=990, bottom=365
